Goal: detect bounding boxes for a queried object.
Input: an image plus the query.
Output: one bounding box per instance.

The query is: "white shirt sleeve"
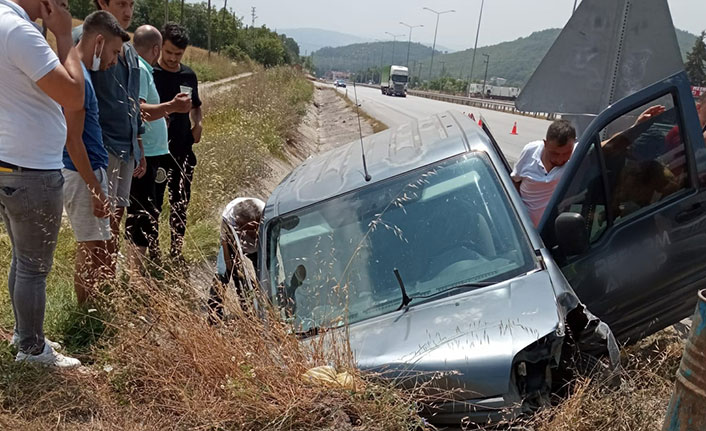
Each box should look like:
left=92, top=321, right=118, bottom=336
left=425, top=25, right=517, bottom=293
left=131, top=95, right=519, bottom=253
left=6, top=21, right=60, bottom=82
left=510, top=144, right=533, bottom=182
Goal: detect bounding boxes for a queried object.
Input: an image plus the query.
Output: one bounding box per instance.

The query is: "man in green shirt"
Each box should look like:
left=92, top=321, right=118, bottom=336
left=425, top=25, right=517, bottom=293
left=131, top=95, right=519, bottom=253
left=125, top=25, right=190, bottom=273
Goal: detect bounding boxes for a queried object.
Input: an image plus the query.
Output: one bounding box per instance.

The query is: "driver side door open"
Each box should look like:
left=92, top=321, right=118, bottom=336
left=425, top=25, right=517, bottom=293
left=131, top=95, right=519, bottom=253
left=539, top=72, right=706, bottom=344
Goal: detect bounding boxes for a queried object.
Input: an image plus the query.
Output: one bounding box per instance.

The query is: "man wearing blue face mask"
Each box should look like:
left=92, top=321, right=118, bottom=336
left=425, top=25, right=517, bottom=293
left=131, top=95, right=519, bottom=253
left=62, top=11, right=130, bottom=305
left=73, top=0, right=145, bottom=280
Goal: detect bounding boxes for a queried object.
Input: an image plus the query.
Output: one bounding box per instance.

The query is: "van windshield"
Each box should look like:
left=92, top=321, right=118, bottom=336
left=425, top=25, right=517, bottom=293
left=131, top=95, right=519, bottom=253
left=267, top=154, right=536, bottom=333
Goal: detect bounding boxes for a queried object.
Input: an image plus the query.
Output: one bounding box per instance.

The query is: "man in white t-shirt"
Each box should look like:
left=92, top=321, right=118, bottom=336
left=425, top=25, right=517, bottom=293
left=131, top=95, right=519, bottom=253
left=208, top=197, right=265, bottom=322
left=0, top=0, right=84, bottom=367
left=511, top=120, right=577, bottom=227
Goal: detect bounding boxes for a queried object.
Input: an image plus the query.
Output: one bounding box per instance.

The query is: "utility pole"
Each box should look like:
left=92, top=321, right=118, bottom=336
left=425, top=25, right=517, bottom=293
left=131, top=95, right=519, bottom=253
left=400, top=22, right=423, bottom=68
left=411, top=59, right=417, bottom=85
left=207, top=0, right=211, bottom=57
left=385, top=32, right=404, bottom=65
left=164, top=0, right=169, bottom=25
left=439, top=61, right=446, bottom=78
left=251, top=6, right=257, bottom=27
left=423, top=7, right=455, bottom=80
left=467, top=0, right=485, bottom=96
left=417, top=62, right=423, bottom=85
left=481, top=53, right=490, bottom=98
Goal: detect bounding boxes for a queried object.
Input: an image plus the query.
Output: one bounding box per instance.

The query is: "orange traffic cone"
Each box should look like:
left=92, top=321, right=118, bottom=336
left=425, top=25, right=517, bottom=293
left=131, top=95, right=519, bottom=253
left=469, top=113, right=476, bottom=121
left=511, top=122, right=518, bottom=135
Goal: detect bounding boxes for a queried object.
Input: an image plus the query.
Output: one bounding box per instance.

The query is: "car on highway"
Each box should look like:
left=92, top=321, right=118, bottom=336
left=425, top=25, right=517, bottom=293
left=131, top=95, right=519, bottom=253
left=257, top=71, right=706, bottom=425
left=333, top=79, right=346, bottom=88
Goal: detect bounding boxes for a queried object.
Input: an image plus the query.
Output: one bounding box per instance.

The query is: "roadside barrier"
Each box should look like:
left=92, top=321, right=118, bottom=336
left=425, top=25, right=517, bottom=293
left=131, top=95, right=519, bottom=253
left=349, top=82, right=557, bottom=120
left=342, top=82, right=558, bottom=120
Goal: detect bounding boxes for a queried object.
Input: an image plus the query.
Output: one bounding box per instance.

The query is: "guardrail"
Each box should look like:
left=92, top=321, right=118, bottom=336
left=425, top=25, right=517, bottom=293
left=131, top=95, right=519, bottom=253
left=347, top=82, right=558, bottom=120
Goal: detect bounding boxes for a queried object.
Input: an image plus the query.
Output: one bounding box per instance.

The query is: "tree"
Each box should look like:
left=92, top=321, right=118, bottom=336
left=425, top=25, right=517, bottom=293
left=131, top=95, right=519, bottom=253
left=69, top=0, right=95, bottom=20
left=685, top=31, right=706, bottom=86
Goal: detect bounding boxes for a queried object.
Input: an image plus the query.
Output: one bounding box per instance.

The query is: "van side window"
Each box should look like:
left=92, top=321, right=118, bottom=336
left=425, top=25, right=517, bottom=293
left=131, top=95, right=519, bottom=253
left=599, top=96, right=689, bottom=223
left=556, top=143, right=609, bottom=243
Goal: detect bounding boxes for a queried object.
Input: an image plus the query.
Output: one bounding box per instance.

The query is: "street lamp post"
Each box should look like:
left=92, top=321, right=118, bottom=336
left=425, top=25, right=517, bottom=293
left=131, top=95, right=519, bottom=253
left=481, top=53, right=490, bottom=98
left=385, top=32, right=404, bottom=65
left=423, top=7, right=455, bottom=80
left=377, top=39, right=385, bottom=84
left=467, top=0, right=485, bottom=96
left=400, top=22, right=423, bottom=68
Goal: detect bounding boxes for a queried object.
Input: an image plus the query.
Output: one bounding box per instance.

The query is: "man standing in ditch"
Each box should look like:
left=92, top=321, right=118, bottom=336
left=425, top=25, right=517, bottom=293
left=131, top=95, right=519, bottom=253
left=73, top=0, right=146, bottom=278
left=153, top=22, right=203, bottom=265
left=126, top=24, right=192, bottom=273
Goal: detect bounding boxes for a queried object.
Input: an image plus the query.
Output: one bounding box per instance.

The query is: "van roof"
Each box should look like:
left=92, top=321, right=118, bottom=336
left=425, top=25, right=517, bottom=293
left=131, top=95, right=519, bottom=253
left=265, top=111, right=496, bottom=218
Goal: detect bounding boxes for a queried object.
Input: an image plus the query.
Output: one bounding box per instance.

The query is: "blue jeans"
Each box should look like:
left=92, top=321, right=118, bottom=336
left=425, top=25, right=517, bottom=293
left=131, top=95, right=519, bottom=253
left=0, top=170, right=63, bottom=354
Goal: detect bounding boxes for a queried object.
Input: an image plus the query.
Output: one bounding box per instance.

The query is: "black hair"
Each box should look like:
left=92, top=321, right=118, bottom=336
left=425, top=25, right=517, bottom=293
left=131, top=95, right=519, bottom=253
left=161, top=22, right=189, bottom=49
left=83, top=10, right=130, bottom=43
left=546, top=119, right=577, bottom=147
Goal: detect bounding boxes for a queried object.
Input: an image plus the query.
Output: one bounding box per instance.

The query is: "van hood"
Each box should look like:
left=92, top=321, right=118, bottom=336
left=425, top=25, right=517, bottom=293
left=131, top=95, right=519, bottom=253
left=347, top=270, right=563, bottom=398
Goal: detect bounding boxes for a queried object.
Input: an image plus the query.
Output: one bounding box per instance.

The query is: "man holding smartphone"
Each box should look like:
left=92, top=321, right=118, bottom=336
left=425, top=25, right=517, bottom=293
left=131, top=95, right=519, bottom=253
left=152, top=22, right=203, bottom=265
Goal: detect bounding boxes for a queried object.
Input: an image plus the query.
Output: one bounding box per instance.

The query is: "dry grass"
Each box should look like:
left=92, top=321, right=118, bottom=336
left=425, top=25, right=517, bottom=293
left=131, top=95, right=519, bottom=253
left=517, top=329, right=684, bottom=431
left=0, top=273, right=425, bottom=430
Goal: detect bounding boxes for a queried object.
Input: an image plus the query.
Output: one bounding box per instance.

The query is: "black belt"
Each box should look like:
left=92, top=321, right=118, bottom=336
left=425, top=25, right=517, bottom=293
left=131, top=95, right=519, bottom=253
left=0, top=160, right=59, bottom=173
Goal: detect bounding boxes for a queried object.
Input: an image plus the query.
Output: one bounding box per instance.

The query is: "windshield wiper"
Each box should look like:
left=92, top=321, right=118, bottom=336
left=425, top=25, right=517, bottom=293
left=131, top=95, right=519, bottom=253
left=295, top=326, right=328, bottom=339
left=394, top=268, right=495, bottom=311
left=394, top=268, right=412, bottom=310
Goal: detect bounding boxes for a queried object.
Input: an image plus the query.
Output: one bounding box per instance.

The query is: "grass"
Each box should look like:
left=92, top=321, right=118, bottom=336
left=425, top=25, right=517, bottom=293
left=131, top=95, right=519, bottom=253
left=522, top=330, right=684, bottom=431
left=182, top=48, right=252, bottom=82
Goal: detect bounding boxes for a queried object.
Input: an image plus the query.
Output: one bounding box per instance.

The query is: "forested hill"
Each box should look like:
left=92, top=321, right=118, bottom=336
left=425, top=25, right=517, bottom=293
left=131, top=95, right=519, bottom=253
left=314, top=28, right=699, bottom=87
left=312, top=41, right=443, bottom=77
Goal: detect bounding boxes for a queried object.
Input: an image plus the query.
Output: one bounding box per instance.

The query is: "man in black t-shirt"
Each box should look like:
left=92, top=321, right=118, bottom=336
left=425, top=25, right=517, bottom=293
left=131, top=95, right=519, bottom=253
left=152, top=22, right=203, bottom=262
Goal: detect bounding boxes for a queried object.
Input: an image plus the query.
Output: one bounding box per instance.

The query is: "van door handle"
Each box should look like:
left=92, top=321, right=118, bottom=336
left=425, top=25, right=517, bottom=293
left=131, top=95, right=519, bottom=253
left=675, top=203, right=706, bottom=223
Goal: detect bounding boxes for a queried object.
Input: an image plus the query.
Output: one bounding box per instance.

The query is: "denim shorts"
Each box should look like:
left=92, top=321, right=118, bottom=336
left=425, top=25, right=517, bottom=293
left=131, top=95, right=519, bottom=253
left=107, top=153, right=134, bottom=208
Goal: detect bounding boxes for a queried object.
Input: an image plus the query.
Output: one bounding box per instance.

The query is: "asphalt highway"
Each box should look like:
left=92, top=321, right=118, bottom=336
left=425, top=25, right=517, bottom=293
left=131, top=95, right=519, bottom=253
left=335, top=84, right=553, bottom=163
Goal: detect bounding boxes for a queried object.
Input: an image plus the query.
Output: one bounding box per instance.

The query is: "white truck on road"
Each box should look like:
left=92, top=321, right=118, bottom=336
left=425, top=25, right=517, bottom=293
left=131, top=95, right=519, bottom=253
left=381, top=65, right=409, bottom=97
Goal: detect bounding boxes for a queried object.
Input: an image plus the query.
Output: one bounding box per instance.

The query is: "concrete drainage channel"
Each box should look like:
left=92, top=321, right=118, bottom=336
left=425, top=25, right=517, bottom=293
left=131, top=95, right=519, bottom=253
left=352, top=82, right=558, bottom=120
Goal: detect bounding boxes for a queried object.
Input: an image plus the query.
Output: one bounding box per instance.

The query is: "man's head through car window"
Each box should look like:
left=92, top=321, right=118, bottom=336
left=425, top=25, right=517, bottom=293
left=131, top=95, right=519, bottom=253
left=544, top=119, right=576, bottom=168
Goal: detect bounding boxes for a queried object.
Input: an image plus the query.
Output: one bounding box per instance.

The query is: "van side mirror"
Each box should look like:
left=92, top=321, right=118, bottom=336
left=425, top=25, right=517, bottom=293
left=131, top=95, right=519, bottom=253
left=555, top=212, right=589, bottom=256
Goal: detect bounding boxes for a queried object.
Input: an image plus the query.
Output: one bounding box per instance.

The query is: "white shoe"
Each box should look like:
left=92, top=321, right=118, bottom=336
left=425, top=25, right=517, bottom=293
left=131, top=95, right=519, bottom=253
left=10, top=333, right=62, bottom=351
left=15, top=342, right=81, bottom=368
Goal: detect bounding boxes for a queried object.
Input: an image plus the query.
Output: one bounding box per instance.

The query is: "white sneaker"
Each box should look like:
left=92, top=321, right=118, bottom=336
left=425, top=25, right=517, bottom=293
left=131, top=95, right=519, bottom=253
left=10, top=333, right=62, bottom=351
left=16, top=342, right=81, bottom=368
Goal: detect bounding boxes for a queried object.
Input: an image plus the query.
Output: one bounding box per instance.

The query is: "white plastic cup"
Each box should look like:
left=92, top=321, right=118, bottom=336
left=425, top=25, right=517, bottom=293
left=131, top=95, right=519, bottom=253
left=180, top=85, right=193, bottom=97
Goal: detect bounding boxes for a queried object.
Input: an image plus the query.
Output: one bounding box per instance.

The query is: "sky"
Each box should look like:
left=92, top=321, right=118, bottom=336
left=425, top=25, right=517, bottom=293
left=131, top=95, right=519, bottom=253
left=219, top=0, right=705, bottom=51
